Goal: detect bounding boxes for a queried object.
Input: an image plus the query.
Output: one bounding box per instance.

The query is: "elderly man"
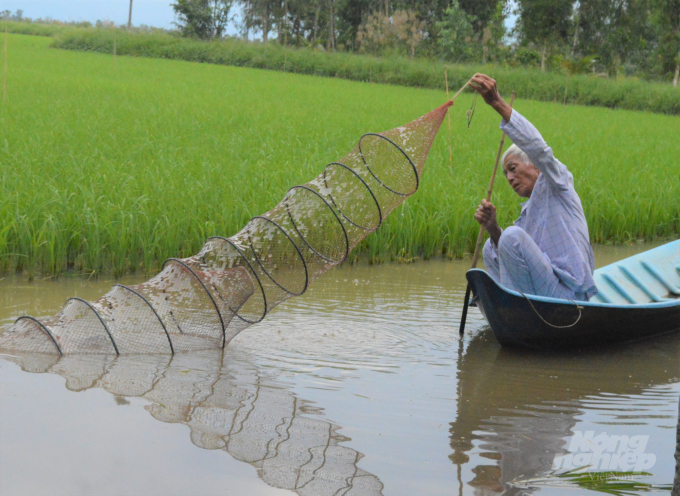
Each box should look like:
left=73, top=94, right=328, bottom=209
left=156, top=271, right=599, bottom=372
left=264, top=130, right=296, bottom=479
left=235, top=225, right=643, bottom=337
left=469, top=74, right=597, bottom=301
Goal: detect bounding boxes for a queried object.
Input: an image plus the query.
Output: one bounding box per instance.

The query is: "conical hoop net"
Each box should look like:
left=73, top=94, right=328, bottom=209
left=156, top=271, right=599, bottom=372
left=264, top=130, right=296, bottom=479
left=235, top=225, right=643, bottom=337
left=0, top=102, right=451, bottom=355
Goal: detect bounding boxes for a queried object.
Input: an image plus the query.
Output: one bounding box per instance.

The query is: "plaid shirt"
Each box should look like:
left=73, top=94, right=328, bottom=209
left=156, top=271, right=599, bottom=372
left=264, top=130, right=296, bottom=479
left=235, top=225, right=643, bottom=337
left=485, top=110, right=598, bottom=298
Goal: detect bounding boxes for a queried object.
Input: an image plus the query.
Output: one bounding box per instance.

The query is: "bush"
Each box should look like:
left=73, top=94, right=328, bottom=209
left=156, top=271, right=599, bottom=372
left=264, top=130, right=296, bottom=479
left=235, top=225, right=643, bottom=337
left=43, top=27, right=680, bottom=116
left=0, top=20, right=66, bottom=37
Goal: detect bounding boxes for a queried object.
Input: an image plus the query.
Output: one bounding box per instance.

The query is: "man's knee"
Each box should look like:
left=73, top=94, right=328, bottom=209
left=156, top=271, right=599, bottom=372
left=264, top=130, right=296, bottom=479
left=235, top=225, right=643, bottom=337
left=482, top=238, right=496, bottom=261
left=498, top=226, right=528, bottom=256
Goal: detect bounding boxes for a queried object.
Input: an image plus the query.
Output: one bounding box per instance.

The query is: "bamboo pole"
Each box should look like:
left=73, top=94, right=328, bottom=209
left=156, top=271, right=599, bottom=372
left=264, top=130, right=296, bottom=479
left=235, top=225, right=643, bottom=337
left=450, top=78, right=471, bottom=102
left=3, top=26, right=7, bottom=104
left=445, top=66, right=453, bottom=174
left=459, top=91, right=515, bottom=336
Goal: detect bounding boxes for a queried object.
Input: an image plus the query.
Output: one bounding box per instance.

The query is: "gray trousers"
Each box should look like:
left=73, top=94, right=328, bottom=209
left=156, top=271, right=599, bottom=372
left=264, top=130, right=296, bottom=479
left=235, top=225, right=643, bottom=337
left=483, top=226, right=586, bottom=301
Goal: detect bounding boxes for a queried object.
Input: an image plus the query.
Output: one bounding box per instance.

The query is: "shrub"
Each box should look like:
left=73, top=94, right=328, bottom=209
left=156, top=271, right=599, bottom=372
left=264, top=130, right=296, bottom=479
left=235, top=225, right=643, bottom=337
left=48, top=28, right=680, bottom=115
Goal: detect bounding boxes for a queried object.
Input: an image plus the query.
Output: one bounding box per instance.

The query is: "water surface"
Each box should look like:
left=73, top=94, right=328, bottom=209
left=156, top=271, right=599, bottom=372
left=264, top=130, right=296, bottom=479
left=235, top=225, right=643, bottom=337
left=1, top=244, right=678, bottom=495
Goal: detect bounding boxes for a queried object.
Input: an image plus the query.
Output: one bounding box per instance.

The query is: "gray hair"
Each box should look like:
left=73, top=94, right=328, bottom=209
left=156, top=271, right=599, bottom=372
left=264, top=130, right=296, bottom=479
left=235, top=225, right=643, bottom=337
left=501, top=144, right=531, bottom=169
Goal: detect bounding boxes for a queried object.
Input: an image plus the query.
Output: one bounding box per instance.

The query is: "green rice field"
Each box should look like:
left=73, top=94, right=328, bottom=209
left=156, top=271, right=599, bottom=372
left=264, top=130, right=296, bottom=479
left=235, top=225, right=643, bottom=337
left=1, top=33, right=679, bottom=276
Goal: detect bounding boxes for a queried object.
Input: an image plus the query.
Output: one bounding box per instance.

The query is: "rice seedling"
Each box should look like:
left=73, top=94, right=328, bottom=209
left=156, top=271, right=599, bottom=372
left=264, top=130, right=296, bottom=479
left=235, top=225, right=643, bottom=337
left=51, top=27, right=680, bottom=116
left=0, top=33, right=678, bottom=276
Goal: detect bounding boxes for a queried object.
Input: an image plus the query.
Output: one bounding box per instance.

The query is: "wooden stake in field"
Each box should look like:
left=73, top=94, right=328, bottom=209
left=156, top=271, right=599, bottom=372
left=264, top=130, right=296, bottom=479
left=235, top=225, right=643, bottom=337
left=3, top=26, right=7, bottom=104
left=445, top=66, right=453, bottom=174
left=459, top=91, right=516, bottom=336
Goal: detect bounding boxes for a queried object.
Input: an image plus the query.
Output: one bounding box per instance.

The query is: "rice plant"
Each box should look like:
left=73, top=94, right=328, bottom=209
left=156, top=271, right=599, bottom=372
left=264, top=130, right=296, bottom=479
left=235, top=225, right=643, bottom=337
left=0, top=33, right=678, bottom=276
left=51, top=27, right=680, bottom=116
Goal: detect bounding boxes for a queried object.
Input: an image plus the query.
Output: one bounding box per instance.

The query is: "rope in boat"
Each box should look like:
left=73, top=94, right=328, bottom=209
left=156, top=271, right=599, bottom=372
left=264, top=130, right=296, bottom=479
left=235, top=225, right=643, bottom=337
left=520, top=292, right=584, bottom=329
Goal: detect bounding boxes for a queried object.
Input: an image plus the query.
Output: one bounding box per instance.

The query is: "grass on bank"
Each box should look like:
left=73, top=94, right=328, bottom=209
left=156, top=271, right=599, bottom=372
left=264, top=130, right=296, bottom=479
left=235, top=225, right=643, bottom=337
left=4, top=20, right=680, bottom=116
left=0, top=20, right=69, bottom=37
left=49, top=27, right=680, bottom=116
left=0, top=33, right=678, bottom=276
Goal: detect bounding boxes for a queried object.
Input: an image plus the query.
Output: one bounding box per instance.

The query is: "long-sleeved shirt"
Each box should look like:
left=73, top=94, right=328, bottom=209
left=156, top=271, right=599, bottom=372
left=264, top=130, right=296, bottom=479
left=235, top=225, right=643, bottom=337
left=484, top=110, right=598, bottom=299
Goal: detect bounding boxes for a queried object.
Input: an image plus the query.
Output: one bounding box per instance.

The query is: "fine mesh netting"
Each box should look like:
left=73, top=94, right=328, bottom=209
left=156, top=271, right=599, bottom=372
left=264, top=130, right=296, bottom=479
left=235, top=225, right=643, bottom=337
left=0, top=102, right=451, bottom=355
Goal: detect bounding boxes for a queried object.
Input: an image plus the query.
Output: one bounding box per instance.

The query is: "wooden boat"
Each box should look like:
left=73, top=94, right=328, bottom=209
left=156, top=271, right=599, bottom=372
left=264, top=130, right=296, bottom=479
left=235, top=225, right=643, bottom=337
left=467, top=239, right=680, bottom=349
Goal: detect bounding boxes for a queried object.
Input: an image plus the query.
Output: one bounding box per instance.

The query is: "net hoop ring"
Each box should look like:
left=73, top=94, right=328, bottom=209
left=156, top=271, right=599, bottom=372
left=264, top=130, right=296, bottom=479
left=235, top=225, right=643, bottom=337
left=322, top=162, right=383, bottom=231
left=13, top=315, right=63, bottom=355
left=358, top=133, right=419, bottom=196
left=112, top=284, right=175, bottom=354
left=246, top=216, right=309, bottom=297
left=162, top=258, right=227, bottom=348
left=207, top=236, right=268, bottom=324
left=65, top=297, right=120, bottom=355
left=284, top=185, right=349, bottom=264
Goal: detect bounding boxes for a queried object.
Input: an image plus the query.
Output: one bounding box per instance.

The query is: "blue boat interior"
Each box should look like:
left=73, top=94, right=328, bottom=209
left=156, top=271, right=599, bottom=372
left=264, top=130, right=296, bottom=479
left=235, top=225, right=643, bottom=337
left=591, top=240, right=680, bottom=305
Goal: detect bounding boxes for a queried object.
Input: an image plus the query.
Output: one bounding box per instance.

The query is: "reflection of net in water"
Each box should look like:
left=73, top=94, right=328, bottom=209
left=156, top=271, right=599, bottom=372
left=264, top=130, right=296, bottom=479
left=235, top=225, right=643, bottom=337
left=3, top=351, right=385, bottom=496
left=0, top=103, right=451, bottom=355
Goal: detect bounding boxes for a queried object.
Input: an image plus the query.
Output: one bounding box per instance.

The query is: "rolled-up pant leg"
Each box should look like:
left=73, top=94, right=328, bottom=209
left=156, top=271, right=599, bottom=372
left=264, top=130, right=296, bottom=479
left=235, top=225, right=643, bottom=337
left=497, top=226, right=576, bottom=299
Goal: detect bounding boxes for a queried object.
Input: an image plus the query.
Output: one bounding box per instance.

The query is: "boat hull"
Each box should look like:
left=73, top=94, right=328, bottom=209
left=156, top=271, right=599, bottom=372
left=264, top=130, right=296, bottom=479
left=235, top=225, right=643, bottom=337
left=467, top=269, right=680, bottom=349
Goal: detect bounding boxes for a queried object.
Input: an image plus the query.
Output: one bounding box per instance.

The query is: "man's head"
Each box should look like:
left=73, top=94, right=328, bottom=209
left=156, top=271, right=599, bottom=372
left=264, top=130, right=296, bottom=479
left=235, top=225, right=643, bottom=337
left=501, top=145, right=540, bottom=198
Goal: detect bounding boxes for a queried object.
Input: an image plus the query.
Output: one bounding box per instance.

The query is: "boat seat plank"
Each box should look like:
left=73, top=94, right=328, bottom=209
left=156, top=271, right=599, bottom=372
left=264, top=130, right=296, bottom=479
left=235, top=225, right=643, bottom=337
left=601, top=274, right=637, bottom=304
left=591, top=292, right=611, bottom=304
left=618, top=265, right=673, bottom=303
left=641, top=260, right=680, bottom=295
left=593, top=240, right=680, bottom=305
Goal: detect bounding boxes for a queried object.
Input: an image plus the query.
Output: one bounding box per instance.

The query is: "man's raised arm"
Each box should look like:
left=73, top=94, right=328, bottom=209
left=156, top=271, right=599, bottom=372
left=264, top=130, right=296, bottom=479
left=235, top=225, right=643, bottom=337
left=469, top=74, right=572, bottom=192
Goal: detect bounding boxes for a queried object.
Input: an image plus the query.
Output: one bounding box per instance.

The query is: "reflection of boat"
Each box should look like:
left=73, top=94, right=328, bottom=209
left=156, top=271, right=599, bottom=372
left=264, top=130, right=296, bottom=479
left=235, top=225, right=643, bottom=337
left=467, top=240, right=680, bottom=349
left=450, top=330, right=680, bottom=495
left=3, top=351, right=384, bottom=496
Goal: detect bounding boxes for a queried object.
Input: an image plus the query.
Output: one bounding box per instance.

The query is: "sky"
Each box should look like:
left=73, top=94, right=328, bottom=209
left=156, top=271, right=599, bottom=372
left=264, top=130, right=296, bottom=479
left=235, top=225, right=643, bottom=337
left=2, top=1, right=517, bottom=36
left=2, top=1, right=178, bottom=29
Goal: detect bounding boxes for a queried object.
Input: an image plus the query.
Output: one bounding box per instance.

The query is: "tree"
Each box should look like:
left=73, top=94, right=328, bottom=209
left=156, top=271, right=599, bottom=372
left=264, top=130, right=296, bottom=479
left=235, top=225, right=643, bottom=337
left=397, top=0, right=452, bottom=52
left=515, top=0, right=574, bottom=72
left=458, top=0, right=501, bottom=35
left=239, top=0, right=253, bottom=40
left=574, top=0, right=655, bottom=77
left=252, top=0, right=274, bottom=43
left=356, top=9, right=426, bottom=56
left=653, top=0, right=680, bottom=85
left=284, top=0, right=315, bottom=46
left=392, top=10, right=427, bottom=57
left=172, top=0, right=234, bottom=39
left=336, top=0, right=372, bottom=50
left=237, top=0, right=274, bottom=43
left=435, top=2, right=475, bottom=61
left=1, top=9, right=23, bottom=21
left=328, top=0, right=337, bottom=50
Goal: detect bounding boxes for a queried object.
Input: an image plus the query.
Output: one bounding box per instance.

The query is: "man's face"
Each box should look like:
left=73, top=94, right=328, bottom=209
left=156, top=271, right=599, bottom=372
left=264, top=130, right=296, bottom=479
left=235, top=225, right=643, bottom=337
left=503, top=155, right=540, bottom=198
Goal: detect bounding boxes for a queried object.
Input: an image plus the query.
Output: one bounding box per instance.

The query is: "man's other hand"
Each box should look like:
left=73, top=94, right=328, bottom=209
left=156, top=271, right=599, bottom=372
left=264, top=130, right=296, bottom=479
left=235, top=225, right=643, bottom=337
left=474, top=199, right=502, bottom=246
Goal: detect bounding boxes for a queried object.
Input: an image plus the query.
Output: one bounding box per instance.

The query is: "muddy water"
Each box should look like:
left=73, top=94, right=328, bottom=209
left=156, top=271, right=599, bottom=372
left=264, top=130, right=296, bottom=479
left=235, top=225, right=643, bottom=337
left=0, top=244, right=678, bottom=496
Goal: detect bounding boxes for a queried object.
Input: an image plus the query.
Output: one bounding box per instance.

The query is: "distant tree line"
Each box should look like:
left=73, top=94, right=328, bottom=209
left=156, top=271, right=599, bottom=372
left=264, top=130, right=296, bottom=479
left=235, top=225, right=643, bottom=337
left=3, top=1, right=679, bottom=84
left=169, top=0, right=680, bottom=84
